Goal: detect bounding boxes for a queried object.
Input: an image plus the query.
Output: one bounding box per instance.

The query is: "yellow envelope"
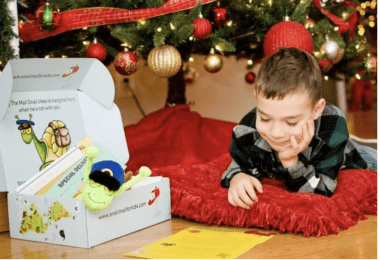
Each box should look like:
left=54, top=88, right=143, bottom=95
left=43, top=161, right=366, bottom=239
left=125, top=226, right=274, bottom=259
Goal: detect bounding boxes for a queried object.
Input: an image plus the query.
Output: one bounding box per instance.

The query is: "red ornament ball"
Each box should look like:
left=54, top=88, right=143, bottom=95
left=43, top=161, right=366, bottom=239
left=318, top=58, right=333, bottom=74
left=213, top=6, right=228, bottom=27
left=263, top=21, right=314, bottom=57
left=114, top=51, right=138, bottom=76
left=245, top=72, right=256, bottom=84
left=85, top=43, right=107, bottom=62
left=192, top=17, right=213, bottom=40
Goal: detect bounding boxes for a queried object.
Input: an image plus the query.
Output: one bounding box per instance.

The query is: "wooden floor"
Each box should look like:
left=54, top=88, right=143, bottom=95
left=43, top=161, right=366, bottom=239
left=0, top=109, right=377, bottom=259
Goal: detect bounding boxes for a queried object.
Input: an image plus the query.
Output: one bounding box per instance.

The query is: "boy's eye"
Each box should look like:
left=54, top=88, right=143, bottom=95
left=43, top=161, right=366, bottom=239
left=260, top=117, right=270, bottom=123
left=286, top=122, right=298, bottom=126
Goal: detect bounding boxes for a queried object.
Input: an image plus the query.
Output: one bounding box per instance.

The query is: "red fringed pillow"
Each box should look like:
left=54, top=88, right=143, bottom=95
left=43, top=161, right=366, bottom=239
left=150, top=153, right=377, bottom=237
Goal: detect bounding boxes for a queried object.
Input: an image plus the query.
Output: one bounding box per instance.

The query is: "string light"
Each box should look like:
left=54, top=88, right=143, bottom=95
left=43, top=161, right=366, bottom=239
left=360, top=3, right=367, bottom=8
left=247, top=59, right=253, bottom=66
left=62, top=55, right=67, bottom=58
left=83, top=27, right=88, bottom=30
left=83, top=41, right=90, bottom=46
left=188, top=56, right=194, bottom=62
left=45, top=55, right=50, bottom=59
left=355, top=74, right=361, bottom=80
left=139, top=20, right=146, bottom=25
left=170, top=23, right=176, bottom=30
left=189, top=36, right=194, bottom=41
left=334, top=27, right=339, bottom=31
left=324, top=76, right=329, bottom=81
left=370, top=0, right=376, bottom=9
left=157, top=27, right=162, bottom=32
left=355, top=45, right=360, bottom=49
left=226, top=20, right=233, bottom=27
left=369, top=21, right=375, bottom=27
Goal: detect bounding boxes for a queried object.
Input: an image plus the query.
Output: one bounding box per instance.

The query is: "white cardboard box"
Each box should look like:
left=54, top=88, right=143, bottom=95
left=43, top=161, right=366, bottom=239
left=0, top=58, right=171, bottom=247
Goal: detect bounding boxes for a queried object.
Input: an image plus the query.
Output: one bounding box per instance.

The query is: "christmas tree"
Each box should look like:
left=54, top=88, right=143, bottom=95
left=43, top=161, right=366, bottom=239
left=1, top=0, right=377, bottom=105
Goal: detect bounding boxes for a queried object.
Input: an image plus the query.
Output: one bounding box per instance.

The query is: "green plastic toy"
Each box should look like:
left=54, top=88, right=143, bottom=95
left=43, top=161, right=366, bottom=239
left=78, top=146, right=152, bottom=212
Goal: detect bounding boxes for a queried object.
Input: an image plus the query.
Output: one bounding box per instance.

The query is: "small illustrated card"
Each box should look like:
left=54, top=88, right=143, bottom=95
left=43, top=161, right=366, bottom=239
left=125, top=226, right=275, bottom=259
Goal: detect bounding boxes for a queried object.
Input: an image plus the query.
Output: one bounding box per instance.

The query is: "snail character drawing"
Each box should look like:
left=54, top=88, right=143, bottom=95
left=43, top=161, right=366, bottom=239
left=77, top=146, right=152, bottom=212
left=15, top=114, right=71, bottom=170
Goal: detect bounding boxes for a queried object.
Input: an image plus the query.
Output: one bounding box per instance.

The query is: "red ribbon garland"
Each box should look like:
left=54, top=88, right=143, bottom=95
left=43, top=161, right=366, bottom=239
left=19, top=0, right=216, bottom=43
left=312, top=0, right=358, bottom=38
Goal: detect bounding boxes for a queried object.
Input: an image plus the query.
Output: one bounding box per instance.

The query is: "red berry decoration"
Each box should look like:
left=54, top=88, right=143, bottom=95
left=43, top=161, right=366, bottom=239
left=192, top=16, right=213, bottom=40
left=245, top=72, right=256, bottom=84
left=318, top=58, right=333, bottom=74
left=114, top=50, right=138, bottom=76
left=85, top=41, right=107, bottom=62
left=263, top=20, right=314, bottom=57
left=213, top=2, right=228, bottom=27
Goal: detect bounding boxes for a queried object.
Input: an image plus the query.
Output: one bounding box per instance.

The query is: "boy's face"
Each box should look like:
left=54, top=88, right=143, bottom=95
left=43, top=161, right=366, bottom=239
left=255, top=91, right=324, bottom=153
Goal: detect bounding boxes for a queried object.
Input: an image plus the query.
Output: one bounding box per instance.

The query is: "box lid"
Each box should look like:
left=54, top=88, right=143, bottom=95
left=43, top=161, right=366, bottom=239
left=0, top=58, right=115, bottom=122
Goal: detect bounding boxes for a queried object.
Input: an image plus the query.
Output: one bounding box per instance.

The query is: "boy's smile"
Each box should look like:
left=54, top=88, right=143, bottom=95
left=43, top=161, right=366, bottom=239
left=255, top=91, right=324, bottom=152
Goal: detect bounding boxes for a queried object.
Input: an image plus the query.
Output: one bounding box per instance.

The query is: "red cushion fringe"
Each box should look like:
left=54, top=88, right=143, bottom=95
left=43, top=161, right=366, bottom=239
left=125, top=105, right=377, bottom=237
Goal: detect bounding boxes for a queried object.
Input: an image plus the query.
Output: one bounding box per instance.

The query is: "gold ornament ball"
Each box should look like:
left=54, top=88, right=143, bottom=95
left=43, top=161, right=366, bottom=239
left=304, top=18, right=316, bottom=29
left=203, top=53, right=223, bottom=73
left=147, top=45, right=182, bottom=78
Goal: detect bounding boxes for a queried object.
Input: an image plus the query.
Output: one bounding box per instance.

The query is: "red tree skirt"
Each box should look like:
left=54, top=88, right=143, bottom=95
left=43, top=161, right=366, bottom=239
left=124, top=105, right=377, bottom=237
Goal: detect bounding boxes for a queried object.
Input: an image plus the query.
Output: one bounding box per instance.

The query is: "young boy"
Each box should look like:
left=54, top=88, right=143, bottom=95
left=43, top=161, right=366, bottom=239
left=221, top=47, right=377, bottom=209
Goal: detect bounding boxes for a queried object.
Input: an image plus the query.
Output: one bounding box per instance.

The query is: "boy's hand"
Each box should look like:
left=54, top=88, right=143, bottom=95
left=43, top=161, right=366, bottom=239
left=277, top=119, right=314, bottom=168
left=228, top=173, right=263, bottom=209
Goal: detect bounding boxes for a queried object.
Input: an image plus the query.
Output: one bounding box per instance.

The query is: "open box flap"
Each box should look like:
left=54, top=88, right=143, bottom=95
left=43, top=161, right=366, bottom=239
left=0, top=58, right=114, bottom=122
left=0, top=64, right=14, bottom=122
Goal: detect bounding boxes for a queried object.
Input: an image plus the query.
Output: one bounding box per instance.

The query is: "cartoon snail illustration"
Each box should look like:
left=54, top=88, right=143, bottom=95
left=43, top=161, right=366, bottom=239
left=77, top=146, right=152, bottom=212
left=15, top=114, right=71, bottom=170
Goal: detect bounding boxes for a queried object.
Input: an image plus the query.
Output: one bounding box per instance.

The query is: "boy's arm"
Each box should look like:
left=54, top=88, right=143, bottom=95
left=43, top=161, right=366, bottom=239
left=221, top=126, right=262, bottom=188
left=283, top=139, right=347, bottom=197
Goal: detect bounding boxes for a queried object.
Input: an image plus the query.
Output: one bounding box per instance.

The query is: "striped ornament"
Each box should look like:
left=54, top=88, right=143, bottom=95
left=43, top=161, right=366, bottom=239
left=148, top=45, right=182, bottom=78
left=263, top=21, right=314, bottom=57
left=192, top=17, right=213, bottom=40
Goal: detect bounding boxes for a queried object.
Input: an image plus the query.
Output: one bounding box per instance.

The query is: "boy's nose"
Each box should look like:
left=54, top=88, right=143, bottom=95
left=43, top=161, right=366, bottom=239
left=270, top=126, right=285, bottom=139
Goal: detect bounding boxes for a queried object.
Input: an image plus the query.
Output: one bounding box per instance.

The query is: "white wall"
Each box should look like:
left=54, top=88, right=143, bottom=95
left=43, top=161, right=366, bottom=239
left=108, top=54, right=259, bottom=126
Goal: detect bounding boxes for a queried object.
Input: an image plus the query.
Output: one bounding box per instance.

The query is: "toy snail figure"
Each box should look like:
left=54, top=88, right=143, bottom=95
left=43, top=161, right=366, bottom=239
left=78, top=146, right=152, bottom=212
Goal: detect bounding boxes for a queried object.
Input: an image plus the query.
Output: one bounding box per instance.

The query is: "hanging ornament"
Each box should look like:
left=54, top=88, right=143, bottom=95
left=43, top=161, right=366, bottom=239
left=203, top=48, right=223, bottom=73
left=85, top=38, right=107, bottom=62
left=332, top=48, right=345, bottom=64
left=184, top=66, right=198, bottom=84
left=365, top=54, right=377, bottom=78
left=114, top=49, right=138, bottom=76
left=263, top=17, right=314, bottom=57
left=35, top=2, right=60, bottom=31
left=318, top=58, right=333, bottom=73
left=213, top=1, right=228, bottom=27
left=147, top=45, right=182, bottom=78
left=304, top=17, right=316, bottom=29
left=245, top=72, right=256, bottom=84
left=320, top=37, right=340, bottom=61
left=192, top=14, right=213, bottom=40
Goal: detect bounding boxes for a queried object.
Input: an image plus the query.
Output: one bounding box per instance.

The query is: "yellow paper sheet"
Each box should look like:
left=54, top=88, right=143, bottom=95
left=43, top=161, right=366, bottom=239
left=124, top=226, right=274, bottom=259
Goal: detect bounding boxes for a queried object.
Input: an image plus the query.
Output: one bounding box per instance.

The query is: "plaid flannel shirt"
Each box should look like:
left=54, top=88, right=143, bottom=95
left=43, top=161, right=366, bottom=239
left=221, top=103, right=368, bottom=197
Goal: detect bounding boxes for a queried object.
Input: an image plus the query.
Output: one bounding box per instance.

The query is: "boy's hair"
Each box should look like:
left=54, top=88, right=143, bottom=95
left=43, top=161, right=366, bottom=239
left=255, top=47, right=322, bottom=106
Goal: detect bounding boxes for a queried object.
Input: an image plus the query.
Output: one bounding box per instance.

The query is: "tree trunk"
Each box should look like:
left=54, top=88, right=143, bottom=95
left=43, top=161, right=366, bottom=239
left=166, top=66, right=186, bottom=106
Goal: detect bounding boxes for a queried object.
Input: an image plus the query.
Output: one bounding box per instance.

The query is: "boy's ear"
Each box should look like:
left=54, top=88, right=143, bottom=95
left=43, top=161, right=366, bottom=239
left=312, top=98, right=326, bottom=120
